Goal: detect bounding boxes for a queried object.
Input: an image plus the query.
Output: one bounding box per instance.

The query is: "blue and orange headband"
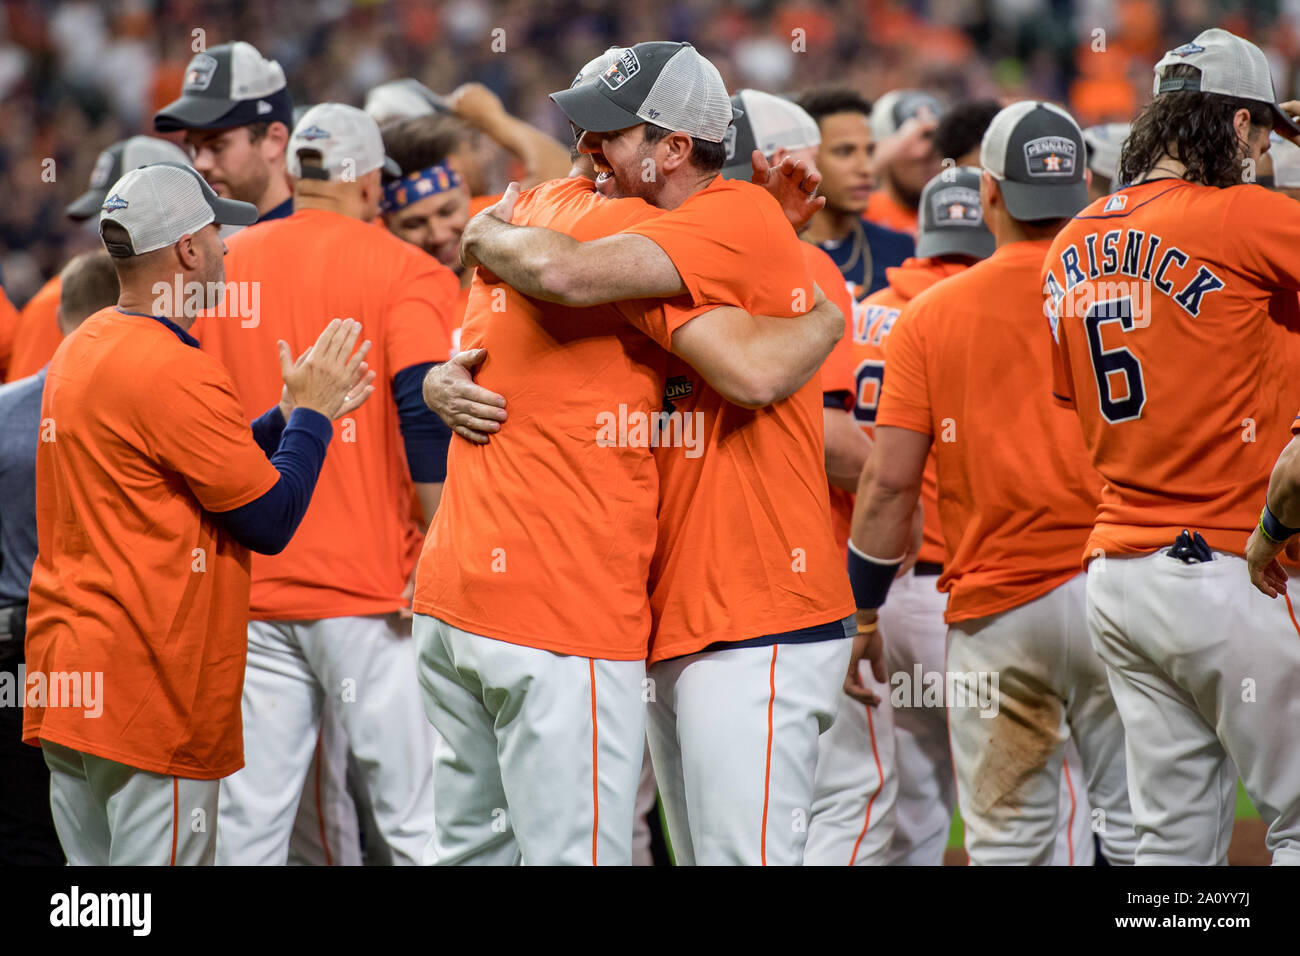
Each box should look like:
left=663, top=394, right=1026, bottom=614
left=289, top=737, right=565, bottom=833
left=381, top=162, right=463, bottom=213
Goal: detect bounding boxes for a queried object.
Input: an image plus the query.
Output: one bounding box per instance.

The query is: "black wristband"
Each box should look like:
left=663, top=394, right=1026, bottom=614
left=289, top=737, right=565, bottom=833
left=1261, top=503, right=1300, bottom=544
left=847, top=542, right=902, bottom=610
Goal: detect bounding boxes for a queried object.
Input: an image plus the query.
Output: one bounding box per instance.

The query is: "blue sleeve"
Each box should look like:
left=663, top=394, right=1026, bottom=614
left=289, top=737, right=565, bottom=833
left=393, top=362, right=451, bottom=483
left=212, top=408, right=333, bottom=554
left=249, top=405, right=286, bottom=459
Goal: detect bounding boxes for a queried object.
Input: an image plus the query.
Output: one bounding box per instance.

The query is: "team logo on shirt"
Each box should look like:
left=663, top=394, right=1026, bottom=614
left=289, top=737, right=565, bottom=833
left=600, top=49, right=640, bottom=90
left=297, top=124, right=331, bottom=141
left=1170, top=41, right=1206, bottom=57
left=102, top=193, right=129, bottom=212
left=1023, top=136, right=1077, bottom=178
left=930, top=186, right=982, bottom=226
left=183, top=53, right=219, bottom=92
left=664, top=376, right=693, bottom=402
left=1103, top=194, right=1128, bottom=212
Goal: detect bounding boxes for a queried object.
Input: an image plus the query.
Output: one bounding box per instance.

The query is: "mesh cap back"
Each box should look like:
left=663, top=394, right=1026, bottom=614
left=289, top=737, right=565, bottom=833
left=1153, top=28, right=1300, bottom=136
left=98, top=163, right=256, bottom=256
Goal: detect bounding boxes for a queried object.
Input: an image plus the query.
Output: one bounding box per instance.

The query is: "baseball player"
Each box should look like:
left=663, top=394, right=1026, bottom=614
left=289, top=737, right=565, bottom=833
left=454, top=42, right=857, bottom=865
left=797, top=89, right=915, bottom=306
left=1081, top=122, right=1132, bottom=201
left=195, top=103, right=456, bottom=866
left=1045, top=28, right=1300, bottom=865
left=5, top=136, right=191, bottom=382
left=864, top=90, right=947, bottom=236
left=155, top=41, right=295, bottom=223
left=851, top=102, right=1137, bottom=865
left=0, top=251, right=119, bottom=865
left=844, top=162, right=1095, bottom=864
left=22, top=162, right=371, bottom=864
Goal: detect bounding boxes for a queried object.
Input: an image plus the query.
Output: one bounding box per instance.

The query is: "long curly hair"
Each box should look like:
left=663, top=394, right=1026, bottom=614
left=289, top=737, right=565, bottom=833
left=1120, top=64, right=1274, bottom=188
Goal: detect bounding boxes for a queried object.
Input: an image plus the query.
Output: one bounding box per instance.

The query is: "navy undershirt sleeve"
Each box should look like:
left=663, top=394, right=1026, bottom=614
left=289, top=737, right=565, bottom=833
left=394, top=362, right=451, bottom=483
left=213, top=408, right=334, bottom=554
left=250, top=404, right=287, bottom=458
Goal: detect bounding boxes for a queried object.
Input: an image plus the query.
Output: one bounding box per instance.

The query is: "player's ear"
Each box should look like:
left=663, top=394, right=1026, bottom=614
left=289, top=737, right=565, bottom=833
left=660, top=131, right=694, bottom=174
left=174, top=233, right=201, bottom=271
left=262, top=121, right=290, bottom=162
left=980, top=170, right=999, bottom=208
left=1231, top=107, right=1252, bottom=144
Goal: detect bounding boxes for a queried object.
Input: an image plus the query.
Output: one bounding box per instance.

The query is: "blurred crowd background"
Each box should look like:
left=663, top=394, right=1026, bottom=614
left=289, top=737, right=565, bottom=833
left=1, top=0, right=1297, bottom=306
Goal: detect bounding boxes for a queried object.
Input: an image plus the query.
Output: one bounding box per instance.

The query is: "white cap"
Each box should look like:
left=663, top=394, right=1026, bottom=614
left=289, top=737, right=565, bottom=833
left=1154, top=28, right=1300, bottom=136
left=288, top=103, right=402, bottom=181
left=1081, top=122, right=1131, bottom=182
left=98, top=163, right=257, bottom=257
left=550, top=42, right=737, bottom=144
left=870, top=89, right=945, bottom=141
left=721, top=89, right=820, bottom=179
left=364, top=78, right=449, bottom=125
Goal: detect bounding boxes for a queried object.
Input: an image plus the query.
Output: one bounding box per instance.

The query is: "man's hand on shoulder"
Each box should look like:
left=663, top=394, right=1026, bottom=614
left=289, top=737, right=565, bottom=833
left=752, top=150, right=826, bottom=231
left=460, top=182, right=521, bottom=269
left=422, top=348, right=508, bottom=444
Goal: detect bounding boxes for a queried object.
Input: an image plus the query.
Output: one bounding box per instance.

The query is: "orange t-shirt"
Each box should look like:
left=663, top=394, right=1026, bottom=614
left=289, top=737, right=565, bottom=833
left=1045, top=180, right=1300, bottom=559
left=877, top=240, right=1101, bottom=624
left=23, top=308, right=280, bottom=778
left=805, top=241, right=859, bottom=553
left=855, top=257, right=969, bottom=566
left=196, top=208, right=457, bottom=620
left=6, top=276, right=63, bottom=382
left=626, top=176, right=856, bottom=662
left=468, top=193, right=503, bottom=217
left=414, top=177, right=699, bottom=660
left=864, top=190, right=919, bottom=237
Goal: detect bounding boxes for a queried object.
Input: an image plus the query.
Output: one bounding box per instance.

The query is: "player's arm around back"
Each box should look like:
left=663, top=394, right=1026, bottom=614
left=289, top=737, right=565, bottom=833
left=460, top=184, right=688, bottom=306
left=669, top=284, right=844, bottom=408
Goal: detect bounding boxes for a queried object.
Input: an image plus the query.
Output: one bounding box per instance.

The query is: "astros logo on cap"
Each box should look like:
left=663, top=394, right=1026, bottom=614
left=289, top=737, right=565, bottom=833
left=297, top=125, right=331, bottom=141
left=184, top=53, right=218, bottom=92
left=1024, top=136, right=1077, bottom=177
left=601, top=49, right=640, bottom=90
left=102, top=194, right=129, bottom=212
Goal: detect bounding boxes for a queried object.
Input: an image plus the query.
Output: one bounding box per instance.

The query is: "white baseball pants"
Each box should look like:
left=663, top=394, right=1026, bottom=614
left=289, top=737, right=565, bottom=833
left=947, top=573, right=1136, bottom=865
left=286, top=710, right=362, bottom=866
left=43, top=740, right=220, bottom=865
left=804, top=660, right=897, bottom=865
left=1088, top=550, right=1300, bottom=865
left=413, top=614, right=646, bottom=866
left=217, top=614, right=437, bottom=866
left=647, top=634, right=853, bottom=866
left=807, top=571, right=1094, bottom=865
